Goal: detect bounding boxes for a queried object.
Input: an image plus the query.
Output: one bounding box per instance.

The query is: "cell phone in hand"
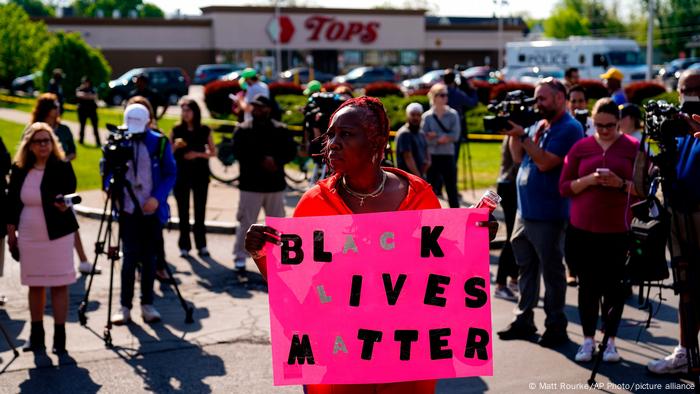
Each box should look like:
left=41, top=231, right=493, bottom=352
left=596, top=168, right=610, bottom=176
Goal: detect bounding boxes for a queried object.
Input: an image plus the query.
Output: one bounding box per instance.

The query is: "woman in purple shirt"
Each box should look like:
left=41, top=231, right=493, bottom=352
left=559, top=98, right=640, bottom=364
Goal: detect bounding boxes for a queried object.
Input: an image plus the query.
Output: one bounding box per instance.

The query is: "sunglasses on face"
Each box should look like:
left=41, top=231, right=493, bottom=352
left=31, top=138, right=52, bottom=146
left=435, top=93, right=448, bottom=98
left=594, top=122, right=617, bottom=130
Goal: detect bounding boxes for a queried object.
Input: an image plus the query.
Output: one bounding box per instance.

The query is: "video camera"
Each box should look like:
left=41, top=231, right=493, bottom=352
left=643, top=100, right=691, bottom=144
left=483, top=90, right=541, bottom=133
left=303, top=92, right=350, bottom=161
left=101, top=124, right=136, bottom=177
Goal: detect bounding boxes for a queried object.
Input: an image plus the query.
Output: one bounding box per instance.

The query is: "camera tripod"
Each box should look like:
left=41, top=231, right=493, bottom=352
left=77, top=174, right=194, bottom=348
left=587, top=141, right=700, bottom=393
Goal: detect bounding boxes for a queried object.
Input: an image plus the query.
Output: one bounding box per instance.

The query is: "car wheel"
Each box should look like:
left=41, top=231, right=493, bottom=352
left=111, top=94, right=124, bottom=106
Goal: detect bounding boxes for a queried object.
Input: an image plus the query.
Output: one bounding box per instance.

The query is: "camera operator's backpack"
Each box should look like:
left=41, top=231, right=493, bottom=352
left=626, top=197, right=671, bottom=283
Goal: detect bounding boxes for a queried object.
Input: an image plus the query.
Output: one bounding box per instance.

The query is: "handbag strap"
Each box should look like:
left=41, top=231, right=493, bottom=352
left=432, top=114, right=450, bottom=134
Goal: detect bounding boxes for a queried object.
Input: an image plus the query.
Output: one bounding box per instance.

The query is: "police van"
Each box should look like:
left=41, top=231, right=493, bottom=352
left=505, top=38, right=647, bottom=83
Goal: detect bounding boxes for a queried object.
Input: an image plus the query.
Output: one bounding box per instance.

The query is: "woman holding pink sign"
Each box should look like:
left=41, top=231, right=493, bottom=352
left=246, top=96, right=497, bottom=393
left=559, top=98, right=640, bottom=364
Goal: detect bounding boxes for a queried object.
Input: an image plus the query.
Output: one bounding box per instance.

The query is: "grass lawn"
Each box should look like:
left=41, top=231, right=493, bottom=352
left=1, top=118, right=104, bottom=191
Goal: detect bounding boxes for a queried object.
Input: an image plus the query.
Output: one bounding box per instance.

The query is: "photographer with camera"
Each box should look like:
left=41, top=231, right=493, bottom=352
left=568, top=85, right=594, bottom=137
left=647, top=69, right=700, bottom=374
left=497, top=78, right=584, bottom=347
left=106, top=103, right=177, bottom=325
left=559, top=98, right=640, bottom=363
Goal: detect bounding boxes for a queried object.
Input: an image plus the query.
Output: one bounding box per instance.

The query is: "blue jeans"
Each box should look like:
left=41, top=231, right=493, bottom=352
left=119, top=213, right=160, bottom=308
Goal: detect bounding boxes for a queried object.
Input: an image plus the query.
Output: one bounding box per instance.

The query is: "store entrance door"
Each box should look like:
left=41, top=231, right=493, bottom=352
left=312, top=50, right=338, bottom=74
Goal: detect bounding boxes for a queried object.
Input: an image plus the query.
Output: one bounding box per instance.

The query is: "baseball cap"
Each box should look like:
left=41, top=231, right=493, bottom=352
left=240, top=68, right=257, bottom=79
left=122, top=104, right=150, bottom=134
left=620, top=103, right=642, bottom=120
left=249, top=94, right=273, bottom=107
left=406, top=102, right=424, bottom=115
left=304, top=80, right=322, bottom=96
left=600, top=68, right=624, bottom=80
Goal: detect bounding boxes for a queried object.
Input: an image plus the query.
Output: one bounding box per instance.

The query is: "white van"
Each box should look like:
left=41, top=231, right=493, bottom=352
left=505, top=38, right=647, bottom=83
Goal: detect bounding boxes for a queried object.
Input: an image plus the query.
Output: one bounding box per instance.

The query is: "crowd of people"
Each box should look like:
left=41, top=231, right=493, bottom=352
left=0, top=62, right=698, bottom=392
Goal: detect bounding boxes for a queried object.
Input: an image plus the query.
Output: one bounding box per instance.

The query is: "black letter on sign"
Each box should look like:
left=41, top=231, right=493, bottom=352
left=349, top=275, right=362, bottom=307
left=357, top=329, right=383, bottom=360
left=313, top=230, right=332, bottom=262
left=281, top=234, right=303, bottom=265
left=382, top=273, right=407, bottom=306
left=288, top=334, right=315, bottom=365
left=429, top=328, right=453, bottom=360
left=424, top=274, right=450, bottom=307
left=421, top=226, right=444, bottom=258
left=394, top=330, right=419, bottom=361
left=464, top=277, right=488, bottom=308
left=465, top=328, right=490, bottom=360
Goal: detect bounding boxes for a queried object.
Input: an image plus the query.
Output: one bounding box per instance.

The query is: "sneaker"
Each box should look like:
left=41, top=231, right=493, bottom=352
left=141, top=304, right=161, bottom=323
left=647, top=346, right=688, bottom=374
left=603, top=342, right=621, bottom=363
left=112, top=306, right=131, bottom=325
left=507, top=281, right=519, bottom=293
left=494, top=287, right=518, bottom=301
left=179, top=249, right=190, bottom=258
left=575, top=338, right=595, bottom=362
left=198, top=247, right=210, bottom=257
left=79, top=261, right=102, bottom=275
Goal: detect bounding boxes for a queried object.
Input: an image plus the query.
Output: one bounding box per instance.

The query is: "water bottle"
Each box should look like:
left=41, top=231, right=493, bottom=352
left=471, top=190, right=501, bottom=213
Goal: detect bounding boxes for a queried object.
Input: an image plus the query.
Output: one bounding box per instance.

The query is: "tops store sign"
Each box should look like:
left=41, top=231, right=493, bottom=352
left=267, top=15, right=380, bottom=45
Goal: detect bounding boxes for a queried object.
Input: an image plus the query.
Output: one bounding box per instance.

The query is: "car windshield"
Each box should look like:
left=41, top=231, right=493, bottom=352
left=116, top=68, right=143, bottom=83
left=345, top=67, right=367, bottom=79
left=607, top=51, right=642, bottom=66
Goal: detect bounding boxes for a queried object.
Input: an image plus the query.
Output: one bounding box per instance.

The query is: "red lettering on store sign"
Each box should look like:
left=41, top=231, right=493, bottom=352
left=343, top=22, right=363, bottom=41
left=306, top=15, right=333, bottom=41
left=304, top=15, right=379, bottom=43
left=361, top=22, right=380, bottom=44
left=326, top=21, right=345, bottom=40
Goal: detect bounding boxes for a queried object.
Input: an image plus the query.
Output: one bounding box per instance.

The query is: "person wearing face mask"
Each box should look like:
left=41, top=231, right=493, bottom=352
left=106, top=104, right=177, bottom=325
left=647, top=68, right=700, bottom=375
left=395, top=103, right=430, bottom=178
left=497, top=78, right=584, bottom=348
left=231, top=94, right=297, bottom=277
left=559, top=98, right=640, bottom=363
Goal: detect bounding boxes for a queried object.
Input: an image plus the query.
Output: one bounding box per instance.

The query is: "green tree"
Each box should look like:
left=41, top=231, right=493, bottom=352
left=656, top=0, right=700, bottom=57
left=0, top=3, right=49, bottom=87
left=10, top=0, right=55, bottom=16
left=40, top=31, right=111, bottom=102
left=71, top=0, right=164, bottom=18
left=543, top=7, right=589, bottom=38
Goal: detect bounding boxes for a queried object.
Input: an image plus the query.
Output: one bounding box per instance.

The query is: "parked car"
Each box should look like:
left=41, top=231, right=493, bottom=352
left=11, top=71, right=41, bottom=95
left=505, top=66, right=564, bottom=85
left=193, top=64, right=242, bottom=85
left=400, top=69, right=460, bottom=93
left=278, top=67, right=335, bottom=84
left=460, top=66, right=495, bottom=82
left=107, top=67, right=190, bottom=106
left=333, top=66, right=396, bottom=87
left=659, top=57, right=700, bottom=90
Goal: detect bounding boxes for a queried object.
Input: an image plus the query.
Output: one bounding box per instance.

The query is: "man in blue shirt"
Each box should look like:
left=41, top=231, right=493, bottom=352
left=601, top=68, right=628, bottom=105
left=648, top=69, right=700, bottom=374
left=443, top=69, right=478, bottom=158
left=497, top=78, right=584, bottom=347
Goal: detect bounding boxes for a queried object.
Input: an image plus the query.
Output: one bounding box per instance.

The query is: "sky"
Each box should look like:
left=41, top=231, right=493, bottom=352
left=148, top=0, right=557, bottom=19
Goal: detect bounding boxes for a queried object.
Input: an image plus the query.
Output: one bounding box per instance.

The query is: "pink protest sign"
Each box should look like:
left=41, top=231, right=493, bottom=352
left=265, top=208, right=492, bottom=386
